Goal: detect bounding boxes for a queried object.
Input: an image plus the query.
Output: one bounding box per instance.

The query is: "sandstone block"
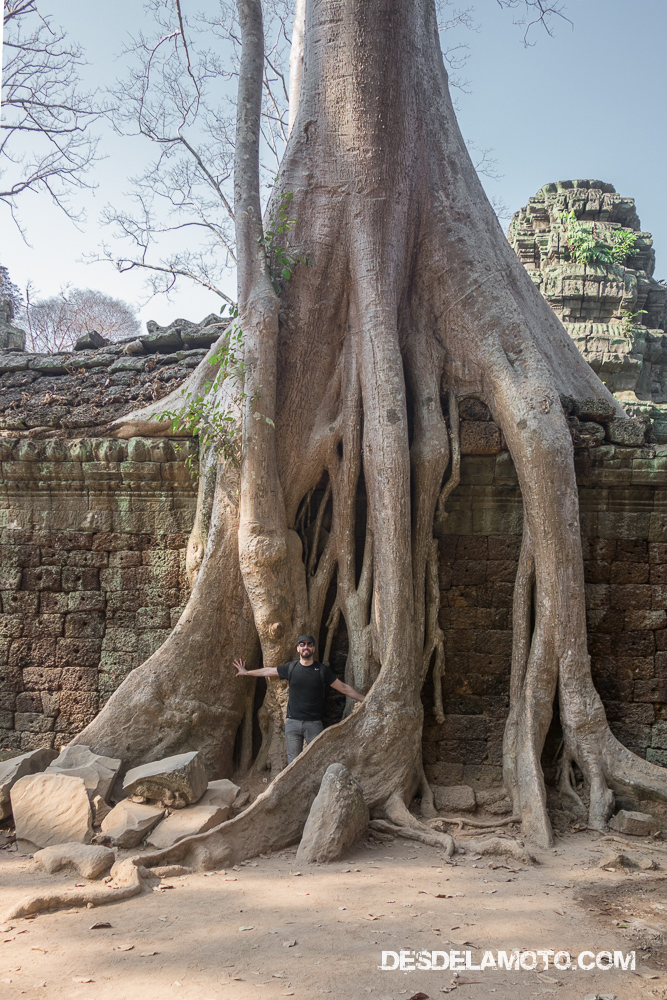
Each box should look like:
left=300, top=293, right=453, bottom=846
left=296, top=763, right=369, bottom=864
left=122, top=750, right=207, bottom=807
left=433, top=784, right=476, bottom=813
left=575, top=398, right=616, bottom=422
left=147, top=804, right=227, bottom=848
left=35, top=841, right=114, bottom=879
left=0, top=747, right=57, bottom=819
left=476, top=786, right=513, bottom=815
left=608, top=418, right=646, bottom=447
left=10, top=772, right=93, bottom=846
left=199, top=778, right=239, bottom=810
left=460, top=421, right=503, bottom=455
left=47, top=744, right=121, bottom=801
left=598, top=850, right=630, bottom=870
left=100, top=798, right=164, bottom=847
left=609, top=809, right=660, bottom=837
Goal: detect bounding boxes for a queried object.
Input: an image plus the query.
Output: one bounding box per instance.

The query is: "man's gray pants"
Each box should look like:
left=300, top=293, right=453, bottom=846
left=285, top=718, right=323, bottom=764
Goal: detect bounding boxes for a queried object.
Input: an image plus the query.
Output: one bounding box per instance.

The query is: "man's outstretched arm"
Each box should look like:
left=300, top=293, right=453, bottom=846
left=330, top=678, right=365, bottom=702
left=233, top=657, right=280, bottom=678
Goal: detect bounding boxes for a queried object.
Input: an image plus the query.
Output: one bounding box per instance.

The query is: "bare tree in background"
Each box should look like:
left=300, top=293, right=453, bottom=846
left=24, top=287, right=140, bottom=353
left=1, top=0, right=101, bottom=229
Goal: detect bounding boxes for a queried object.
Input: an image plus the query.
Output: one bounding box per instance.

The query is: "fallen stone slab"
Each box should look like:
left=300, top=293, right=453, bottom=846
left=0, top=748, right=58, bottom=820
left=122, top=751, right=207, bottom=807
left=609, top=809, right=660, bottom=837
left=199, top=779, right=239, bottom=811
left=47, top=745, right=121, bottom=802
left=100, top=799, right=165, bottom=848
left=296, top=763, right=369, bottom=864
left=433, top=784, right=476, bottom=814
left=34, top=842, right=115, bottom=879
left=10, top=773, right=93, bottom=847
left=147, top=805, right=227, bottom=849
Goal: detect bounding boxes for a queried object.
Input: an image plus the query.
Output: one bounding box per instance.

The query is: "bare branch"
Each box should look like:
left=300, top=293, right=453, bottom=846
left=496, top=0, right=572, bottom=44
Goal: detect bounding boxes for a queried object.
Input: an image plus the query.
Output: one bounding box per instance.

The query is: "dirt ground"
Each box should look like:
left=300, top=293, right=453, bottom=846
left=1, top=828, right=666, bottom=1000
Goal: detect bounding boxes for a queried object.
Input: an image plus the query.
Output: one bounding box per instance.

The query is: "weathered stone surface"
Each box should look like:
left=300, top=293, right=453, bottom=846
left=92, top=794, right=111, bottom=825
left=476, top=787, right=512, bottom=815
left=47, top=744, right=121, bottom=801
left=575, top=398, right=617, bottom=423
left=74, top=330, right=107, bottom=351
left=296, top=763, right=369, bottom=864
left=0, top=299, right=26, bottom=352
left=10, top=772, right=93, bottom=846
left=433, top=784, right=476, bottom=813
left=460, top=421, right=503, bottom=455
left=146, top=804, right=227, bottom=848
left=122, top=751, right=207, bottom=807
left=34, top=841, right=114, bottom=878
left=100, top=799, right=165, bottom=848
left=0, top=747, right=57, bottom=819
left=608, top=418, right=646, bottom=447
left=598, top=850, right=630, bottom=870
left=608, top=809, right=660, bottom=837
left=199, top=778, right=239, bottom=810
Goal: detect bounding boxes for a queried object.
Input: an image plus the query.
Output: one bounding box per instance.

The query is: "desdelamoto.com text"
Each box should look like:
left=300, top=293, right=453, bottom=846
left=379, top=950, right=636, bottom=972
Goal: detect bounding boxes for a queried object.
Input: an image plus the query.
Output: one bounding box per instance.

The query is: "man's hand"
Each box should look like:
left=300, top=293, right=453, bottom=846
left=233, top=658, right=280, bottom=679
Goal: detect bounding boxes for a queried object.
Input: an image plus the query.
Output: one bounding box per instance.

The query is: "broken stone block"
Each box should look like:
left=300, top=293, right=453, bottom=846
left=92, top=794, right=111, bottom=826
left=122, top=751, right=207, bottom=807
left=433, top=784, right=476, bottom=813
left=296, top=763, right=369, bottom=864
left=0, top=747, right=58, bottom=820
left=47, top=745, right=121, bottom=802
left=74, top=330, right=107, bottom=351
left=609, top=809, right=660, bottom=837
left=607, top=418, right=646, bottom=447
left=199, top=778, right=239, bottom=811
left=34, top=842, right=115, bottom=879
left=100, top=799, right=165, bottom=848
left=10, top=773, right=93, bottom=847
left=146, top=804, right=227, bottom=849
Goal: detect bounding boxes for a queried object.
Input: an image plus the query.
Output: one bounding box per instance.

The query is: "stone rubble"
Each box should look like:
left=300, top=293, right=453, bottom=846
left=10, top=772, right=93, bottom=847
left=46, top=744, right=121, bottom=801
left=0, top=748, right=57, bottom=819
left=608, top=809, right=660, bottom=837
left=296, top=763, right=369, bottom=864
left=198, top=778, right=239, bottom=811
left=122, top=751, right=207, bottom=807
left=146, top=804, right=227, bottom=849
left=433, top=784, right=476, bottom=813
left=100, top=798, right=165, bottom=848
left=34, top=841, right=115, bottom=879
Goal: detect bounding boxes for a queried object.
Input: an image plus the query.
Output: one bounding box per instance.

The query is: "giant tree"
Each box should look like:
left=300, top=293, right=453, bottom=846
left=75, top=0, right=667, bottom=858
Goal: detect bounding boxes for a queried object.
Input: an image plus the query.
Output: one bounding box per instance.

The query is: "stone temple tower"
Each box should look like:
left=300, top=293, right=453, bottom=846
left=508, top=180, right=667, bottom=437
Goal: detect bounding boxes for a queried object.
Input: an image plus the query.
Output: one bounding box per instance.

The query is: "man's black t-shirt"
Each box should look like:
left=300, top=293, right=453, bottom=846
left=276, top=660, right=338, bottom=721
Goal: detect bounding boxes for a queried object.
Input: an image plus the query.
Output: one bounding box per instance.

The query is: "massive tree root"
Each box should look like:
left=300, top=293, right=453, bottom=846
left=74, top=0, right=667, bottom=862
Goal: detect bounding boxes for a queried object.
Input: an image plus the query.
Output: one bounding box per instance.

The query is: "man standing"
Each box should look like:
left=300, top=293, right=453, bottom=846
left=233, top=635, right=365, bottom=764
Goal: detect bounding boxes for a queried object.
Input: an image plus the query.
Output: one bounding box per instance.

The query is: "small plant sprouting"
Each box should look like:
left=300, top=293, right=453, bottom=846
left=260, top=191, right=310, bottom=292
left=557, top=210, right=640, bottom=267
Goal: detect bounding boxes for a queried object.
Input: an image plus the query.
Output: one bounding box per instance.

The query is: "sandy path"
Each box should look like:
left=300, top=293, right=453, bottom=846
left=0, top=831, right=665, bottom=1000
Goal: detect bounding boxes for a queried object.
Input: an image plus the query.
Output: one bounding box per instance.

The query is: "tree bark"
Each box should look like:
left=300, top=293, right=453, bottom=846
left=75, top=0, right=667, bottom=857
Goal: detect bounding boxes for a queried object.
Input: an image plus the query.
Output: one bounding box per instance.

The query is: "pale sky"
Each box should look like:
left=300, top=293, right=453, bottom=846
left=2, top=0, right=666, bottom=331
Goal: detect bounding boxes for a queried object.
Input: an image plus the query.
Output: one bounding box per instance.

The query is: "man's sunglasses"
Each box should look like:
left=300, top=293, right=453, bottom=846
left=298, top=641, right=315, bottom=647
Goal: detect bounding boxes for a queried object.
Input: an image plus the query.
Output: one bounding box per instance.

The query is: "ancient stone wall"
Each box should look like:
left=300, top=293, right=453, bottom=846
left=423, top=445, right=667, bottom=795
left=0, top=437, right=197, bottom=753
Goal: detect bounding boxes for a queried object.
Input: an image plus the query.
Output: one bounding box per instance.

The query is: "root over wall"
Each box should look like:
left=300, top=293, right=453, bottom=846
left=1, top=432, right=666, bottom=818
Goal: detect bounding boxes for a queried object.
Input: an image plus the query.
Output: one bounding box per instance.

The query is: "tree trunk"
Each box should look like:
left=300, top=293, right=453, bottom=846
left=75, top=0, right=667, bottom=857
